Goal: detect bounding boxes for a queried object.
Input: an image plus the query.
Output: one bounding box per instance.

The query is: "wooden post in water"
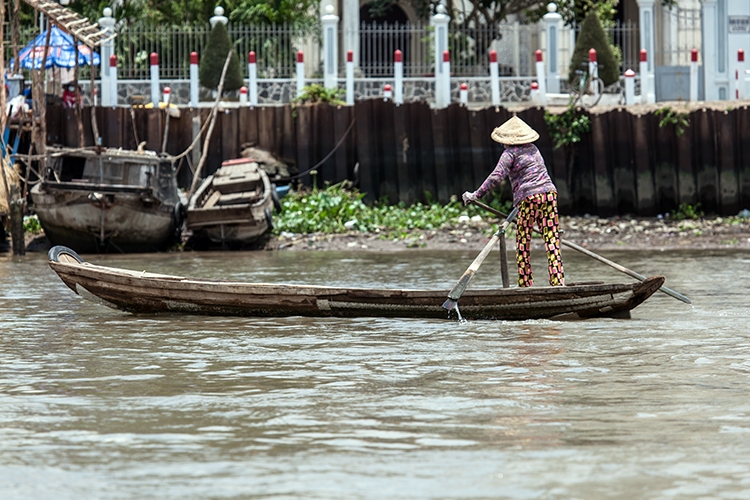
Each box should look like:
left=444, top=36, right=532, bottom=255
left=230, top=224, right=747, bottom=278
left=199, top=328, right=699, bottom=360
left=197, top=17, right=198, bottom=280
left=9, top=184, right=24, bottom=255
left=0, top=0, right=23, bottom=255
left=499, top=232, right=510, bottom=288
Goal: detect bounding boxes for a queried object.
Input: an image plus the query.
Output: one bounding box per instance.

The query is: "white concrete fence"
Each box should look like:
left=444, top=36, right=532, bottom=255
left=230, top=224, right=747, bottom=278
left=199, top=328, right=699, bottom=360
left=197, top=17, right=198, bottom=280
left=92, top=3, right=750, bottom=109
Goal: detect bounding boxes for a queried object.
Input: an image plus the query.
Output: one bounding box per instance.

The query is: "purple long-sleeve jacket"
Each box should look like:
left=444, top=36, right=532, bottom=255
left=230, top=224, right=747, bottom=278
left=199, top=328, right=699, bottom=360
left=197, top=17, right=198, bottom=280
left=475, top=144, right=556, bottom=206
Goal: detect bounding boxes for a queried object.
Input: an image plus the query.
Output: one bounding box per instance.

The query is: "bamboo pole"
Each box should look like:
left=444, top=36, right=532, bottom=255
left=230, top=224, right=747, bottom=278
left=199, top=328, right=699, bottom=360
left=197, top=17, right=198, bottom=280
left=11, top=0, right=20, bottom=74
left=90, top=58, right=100, bottom=146
left=188, top=50, right=234, bottom=197
left=1, top=0, right=24, bottom=255
left=0, top=0, right=7, bottom=137
left=74, top=40, right=83, bottom=147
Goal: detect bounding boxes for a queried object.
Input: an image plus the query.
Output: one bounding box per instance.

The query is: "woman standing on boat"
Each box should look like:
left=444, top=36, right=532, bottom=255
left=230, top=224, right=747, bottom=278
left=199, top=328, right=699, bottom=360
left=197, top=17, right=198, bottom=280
left=462, top=115, right=565, bottom=287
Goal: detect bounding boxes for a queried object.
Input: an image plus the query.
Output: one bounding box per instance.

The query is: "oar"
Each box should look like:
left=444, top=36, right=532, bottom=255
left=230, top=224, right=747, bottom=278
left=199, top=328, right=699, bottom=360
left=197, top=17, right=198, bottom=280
left=470, top=200, right=691, bottom=305
left=443, top=206, right=519, bottom=311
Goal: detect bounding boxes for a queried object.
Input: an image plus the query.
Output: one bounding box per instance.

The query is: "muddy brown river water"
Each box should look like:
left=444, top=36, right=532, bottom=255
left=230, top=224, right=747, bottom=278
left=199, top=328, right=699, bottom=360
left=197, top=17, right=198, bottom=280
left=1, top=249, right=749, bottom=499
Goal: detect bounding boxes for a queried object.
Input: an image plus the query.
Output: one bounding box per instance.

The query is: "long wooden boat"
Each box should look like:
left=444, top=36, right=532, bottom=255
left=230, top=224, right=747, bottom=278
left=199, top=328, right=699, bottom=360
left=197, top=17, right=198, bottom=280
left=30, top=147, right=183, bottom=253
left=48, top=246, right=665, bottom=321
left=186, top=158, right=278, bottom=247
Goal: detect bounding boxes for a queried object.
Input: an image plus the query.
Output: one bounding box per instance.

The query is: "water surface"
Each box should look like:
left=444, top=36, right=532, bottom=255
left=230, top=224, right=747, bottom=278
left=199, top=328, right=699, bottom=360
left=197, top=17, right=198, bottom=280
left=1, top=249, right=749, bottom=499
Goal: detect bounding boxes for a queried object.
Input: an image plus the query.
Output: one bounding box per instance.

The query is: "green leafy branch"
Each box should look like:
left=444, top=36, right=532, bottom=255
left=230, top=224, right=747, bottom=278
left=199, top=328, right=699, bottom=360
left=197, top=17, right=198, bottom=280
left=292, top=84, right=345, bottom=106
left=655, top=106, right=690, bottom=137
left=544, top=105, right=591, bottom=149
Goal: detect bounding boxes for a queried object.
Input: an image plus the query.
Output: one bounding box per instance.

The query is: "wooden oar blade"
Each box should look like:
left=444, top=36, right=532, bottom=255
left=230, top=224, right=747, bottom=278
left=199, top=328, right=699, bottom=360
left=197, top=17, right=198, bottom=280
left=443, top=206, right=519, bottom=312
left=448, top=270, right=475, bottom=300
left=442, top=298, right=458, bottom=311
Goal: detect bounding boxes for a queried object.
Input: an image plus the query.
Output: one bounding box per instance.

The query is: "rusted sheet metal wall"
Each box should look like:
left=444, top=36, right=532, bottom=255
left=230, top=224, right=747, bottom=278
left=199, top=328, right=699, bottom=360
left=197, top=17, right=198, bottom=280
left=46, top=103, right=750, bottom=216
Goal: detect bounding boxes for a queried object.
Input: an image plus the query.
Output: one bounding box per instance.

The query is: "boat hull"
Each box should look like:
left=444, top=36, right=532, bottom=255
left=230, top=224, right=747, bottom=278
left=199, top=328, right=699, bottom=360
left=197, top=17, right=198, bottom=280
left=30, top=147, right=182, bottom=254
left=31, top=183, right=177, bottom=253
left=48, top=246, right=665, bottom=321
left=186, top=159, right=274, bottom=246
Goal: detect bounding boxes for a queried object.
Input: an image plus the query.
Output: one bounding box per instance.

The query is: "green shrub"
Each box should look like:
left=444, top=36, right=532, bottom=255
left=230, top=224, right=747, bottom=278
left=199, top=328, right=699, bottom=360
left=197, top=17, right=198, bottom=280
left=655, top=106, right=690, bottom=137
left=198, top=22, right=244, bottom=92
left=293, top=84, right=345, bottom=105
left=568, top=11, right=620, bottom=87
left=544, top=105, right=591, bottom=149
left=672, top=203, right=704, bottom=220
left=23, top=215, right=42, bottom=233
left=274, top=183, right=512, bottom=235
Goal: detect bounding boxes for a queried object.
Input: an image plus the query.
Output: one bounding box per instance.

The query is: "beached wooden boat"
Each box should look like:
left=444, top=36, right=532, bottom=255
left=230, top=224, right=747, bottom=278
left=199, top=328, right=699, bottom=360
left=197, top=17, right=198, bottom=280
left=48, top=246, right=665, bottom=320
left=186, top=158, right=277, bottom=246
left=30, top=147, right=183, bottom=253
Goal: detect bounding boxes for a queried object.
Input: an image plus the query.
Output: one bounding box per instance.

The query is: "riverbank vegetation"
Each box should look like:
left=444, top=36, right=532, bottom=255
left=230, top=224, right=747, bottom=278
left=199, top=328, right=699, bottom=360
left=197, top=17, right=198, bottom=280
left=273, top=182, right=513, bottom=238
left=267, top=184, right=750, bottom=252
left=16, top=185, right=749, bottom=253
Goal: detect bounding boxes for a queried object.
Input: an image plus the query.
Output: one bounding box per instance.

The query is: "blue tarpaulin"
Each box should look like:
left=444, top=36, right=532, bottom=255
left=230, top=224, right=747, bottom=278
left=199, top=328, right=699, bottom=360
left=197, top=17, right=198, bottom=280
left=11, top=25, right=100, bottom=70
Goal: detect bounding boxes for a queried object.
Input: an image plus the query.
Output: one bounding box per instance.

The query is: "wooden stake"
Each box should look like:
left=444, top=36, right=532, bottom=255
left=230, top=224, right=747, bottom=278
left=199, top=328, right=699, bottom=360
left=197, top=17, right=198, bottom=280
left=189, top=50, right=234, bottom=197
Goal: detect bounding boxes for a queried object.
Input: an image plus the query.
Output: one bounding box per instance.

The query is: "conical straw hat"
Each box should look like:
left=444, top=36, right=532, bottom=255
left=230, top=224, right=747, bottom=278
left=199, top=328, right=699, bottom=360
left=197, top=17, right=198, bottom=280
left=490, top=115, right=539, bottom=145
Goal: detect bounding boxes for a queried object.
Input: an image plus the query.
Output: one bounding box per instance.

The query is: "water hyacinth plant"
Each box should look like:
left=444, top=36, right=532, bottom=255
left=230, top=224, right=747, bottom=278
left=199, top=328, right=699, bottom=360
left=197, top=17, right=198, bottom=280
left=273, top=183, right=512, bottom=236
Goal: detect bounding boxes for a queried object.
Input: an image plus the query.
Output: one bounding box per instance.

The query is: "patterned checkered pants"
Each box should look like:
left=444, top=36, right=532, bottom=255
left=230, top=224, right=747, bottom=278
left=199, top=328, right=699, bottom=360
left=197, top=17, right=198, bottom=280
left=516, top=191, right=565, bottom=287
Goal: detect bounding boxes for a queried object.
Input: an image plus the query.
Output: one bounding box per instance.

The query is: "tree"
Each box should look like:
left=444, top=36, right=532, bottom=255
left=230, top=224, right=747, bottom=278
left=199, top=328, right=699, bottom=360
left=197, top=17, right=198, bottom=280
left=396, top=0, right=546, bottom=75
left=199, top=21, right=244, bottom=92
left=408, top=0, right=548, bottom=25
left=568, top=11, right=619, bottom=86
left=551, top=0, right=618, bottom=28
left=230, top=0, right=319, bottom=30
left=71, top=1, right=241, bottom=27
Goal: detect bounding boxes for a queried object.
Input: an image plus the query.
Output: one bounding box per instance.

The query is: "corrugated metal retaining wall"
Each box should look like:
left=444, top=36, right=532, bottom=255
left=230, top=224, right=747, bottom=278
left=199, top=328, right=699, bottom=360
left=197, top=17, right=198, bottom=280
left=45, top=102, right=750, bottom=216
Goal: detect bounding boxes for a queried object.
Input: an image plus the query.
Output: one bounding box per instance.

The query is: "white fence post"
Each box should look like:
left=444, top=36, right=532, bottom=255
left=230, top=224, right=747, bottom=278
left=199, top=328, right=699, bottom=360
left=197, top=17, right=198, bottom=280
left=239, top=86, right=247, bottom=105
left=384, top=84, right=392, bottom=102
left=296, top=51, right=305, bottom=98
left=432, top=4, right=450, bottom=108
left=530, top=81, right=539, bottom=104
left=543, top=2, right=562, bottom=94
left=624, top=69, right=635, bottom=105
left=638, top=0, right=655, bottom=75
left=735, top=49, right=745, bottom=100
left=460, top=82, right=468, bottom=106
left=322, top=5, right=339, bottom=90
left=701, top=0, right=718, bottom=100
left=535, top=50, right=547, bottom=106
left=489, top=50, right=500, bottom=106
left=190, top=52, right=199, bottom=107
left=346, top=50, right=354, bottom=105
left=98, top=8, right=115, bottom=107
left=109, top=55, right=118, bottom=107
left=248, top=51, right=258, bottom=107
left=442, top=50, right=451, bottom=107
left=150, top=52, right=160, bottom=105
left=690, top=48, right=698, bottom=102
left=163, top=86, right=171, bottom=104
left=210, top=6, right=227, bottom=27
left=394, top=49, right=403, bottom=105
left=640, top=49, right=654, bottom=103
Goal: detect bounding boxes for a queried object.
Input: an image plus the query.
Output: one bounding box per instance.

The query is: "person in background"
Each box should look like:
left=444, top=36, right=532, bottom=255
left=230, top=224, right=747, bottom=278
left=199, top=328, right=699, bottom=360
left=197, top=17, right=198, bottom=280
left=62, top=82, right=79, bottom=108
left=462, top=115, right=564, bottom=287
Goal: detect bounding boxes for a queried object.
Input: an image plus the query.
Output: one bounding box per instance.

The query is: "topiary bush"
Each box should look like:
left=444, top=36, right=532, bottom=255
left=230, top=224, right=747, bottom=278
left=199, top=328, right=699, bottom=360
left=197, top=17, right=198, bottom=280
left=199, top=22, right=244, bottom=93
left=568, top=11, right=620, bottom=87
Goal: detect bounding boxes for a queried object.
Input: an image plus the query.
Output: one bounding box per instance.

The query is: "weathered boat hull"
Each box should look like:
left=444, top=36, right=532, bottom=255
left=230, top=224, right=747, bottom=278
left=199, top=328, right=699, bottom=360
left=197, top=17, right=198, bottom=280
left=32, top=183, right=177, bottom=253
left=48, top=246, right=665, bottom=321
left=186, top=158, right=275, bottom=246
left=30, top=147, right=182, bottom=254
